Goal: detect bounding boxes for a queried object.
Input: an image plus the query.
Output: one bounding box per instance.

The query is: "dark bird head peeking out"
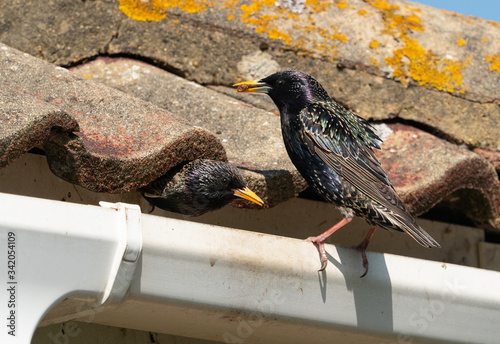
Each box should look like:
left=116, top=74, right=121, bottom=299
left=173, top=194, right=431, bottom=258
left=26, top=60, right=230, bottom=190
left=235, top=70, right=440, bottom=276
left=140, top=160, right=263, bottom=216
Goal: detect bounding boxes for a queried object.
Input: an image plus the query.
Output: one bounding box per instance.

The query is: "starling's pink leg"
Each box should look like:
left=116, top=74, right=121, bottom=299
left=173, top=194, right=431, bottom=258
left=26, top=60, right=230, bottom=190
left=306, top=217, right=353, bottom=271
left=353, top=225, right=378, bottom=278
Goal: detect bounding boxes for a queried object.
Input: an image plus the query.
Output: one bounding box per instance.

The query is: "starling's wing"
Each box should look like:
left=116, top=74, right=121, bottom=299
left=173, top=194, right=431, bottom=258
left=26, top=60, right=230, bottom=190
left=300, top=101, right=440, bottom=248
left=300, top=101, right=390, bottom=186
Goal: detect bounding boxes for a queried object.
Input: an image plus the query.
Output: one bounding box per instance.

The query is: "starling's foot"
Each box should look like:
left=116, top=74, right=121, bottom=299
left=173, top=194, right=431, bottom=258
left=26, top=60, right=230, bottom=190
left=352, top=243, right=369, bottom=278
left=305, top=217, right=354, bottom=271
left=352, top=225, right=378, bottom=278
left=306, top=236, right=328, bottom=271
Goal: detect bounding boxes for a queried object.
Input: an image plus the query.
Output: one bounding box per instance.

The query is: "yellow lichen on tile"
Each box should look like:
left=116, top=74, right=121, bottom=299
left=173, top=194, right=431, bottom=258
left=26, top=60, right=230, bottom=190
left=330, top=24, right=347, bottom=43
left=369, top=40, right=380, bottom=49
left=457, top=38, right=467, bottom=47
left=369, top=57, right=380, bottom=67
left=335, top=0, right=348, bottom=9
left=268, top=27, right=292, bottom=44
left=237, top=0, right=349, bottom=58
left=358, top=9, right=367, bottom=15
left=485, top=54, right=500, bottom=74
left=385, top=36, right=467, bottom=93
left=367, top=0, right=469, bottom=93
left=118, top=0, right=168, bottom=21
left=177, top=0, right=213, bottom=13
left=481, top=38, right=488, bottom=43
left=306, top=0, right=332, bottom=12
left=240, top=0, right=291, bottom=43
left=222, top=0, right=239, bottom=20
left=118, top=0, right=214, bottom=21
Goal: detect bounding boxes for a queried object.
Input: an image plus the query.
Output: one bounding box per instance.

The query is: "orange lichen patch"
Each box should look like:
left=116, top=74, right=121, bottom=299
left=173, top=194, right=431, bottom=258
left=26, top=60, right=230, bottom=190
left=222, top=0, right=239, bottom=20
left=369, top=40, right=380, bottom=49
left=240, top=0, right=298, bottom=45
left=330, top=24, right=347, bottom=43
left=457, top=38, right=467, bottom=47
left=118, top=0, right=214, bottom=21
left=367, top=0, right=424, bottom=35
left=237, top=0, right=348, bottom=58
left=367, top=0, right=468, bottom=93
left=305, top=0, right=331, bottom=12
left=485, top=54, right=500, bottom=74
left=487, top=20, right=499, bottom=26
left=335, top=0, right=348, bottom=9
left=268, top=27, right=292, bottom=44
left=369, top=57, right=380, bottom=67
left=385, top=36, right=467, bottom=93
left=481, top=38, right=488, bottom=44
left=358, top=9, right=367, bottom=15
left=118, top=0, right=168, bottom=21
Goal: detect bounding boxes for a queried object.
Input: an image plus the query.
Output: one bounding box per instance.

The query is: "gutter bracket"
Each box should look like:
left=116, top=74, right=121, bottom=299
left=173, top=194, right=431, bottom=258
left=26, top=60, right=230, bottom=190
left=98, top=202, right=143, bottom=306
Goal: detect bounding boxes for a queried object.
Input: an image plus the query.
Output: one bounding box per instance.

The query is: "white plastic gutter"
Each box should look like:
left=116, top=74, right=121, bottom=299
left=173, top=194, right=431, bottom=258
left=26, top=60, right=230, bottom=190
left=1, top=192, right=500, bottom=343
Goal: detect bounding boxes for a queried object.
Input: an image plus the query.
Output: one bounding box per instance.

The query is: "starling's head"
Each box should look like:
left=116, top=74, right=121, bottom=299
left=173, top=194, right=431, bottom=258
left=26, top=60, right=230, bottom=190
left=183, top=160, right=263, bottom=215
left=234, top=70, right=329, bottom=113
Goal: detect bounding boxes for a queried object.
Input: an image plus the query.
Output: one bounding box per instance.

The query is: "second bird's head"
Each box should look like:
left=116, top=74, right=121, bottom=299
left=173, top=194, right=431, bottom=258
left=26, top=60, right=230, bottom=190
left=234, top=70, right=329, bottom=112
left=186, top=160, right=263, bottom=211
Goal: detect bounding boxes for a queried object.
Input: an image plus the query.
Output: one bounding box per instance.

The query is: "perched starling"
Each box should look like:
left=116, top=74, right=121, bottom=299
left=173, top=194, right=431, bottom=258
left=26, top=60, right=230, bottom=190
left=235, top=70, right=440, bottom=276
left=140, top=159, right=264, bottom=216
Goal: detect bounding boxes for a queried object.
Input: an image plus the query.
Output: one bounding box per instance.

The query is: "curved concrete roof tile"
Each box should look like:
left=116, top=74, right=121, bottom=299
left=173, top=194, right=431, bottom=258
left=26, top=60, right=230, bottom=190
left=0, top=44, right=226, bottom=193
left=0, top=84, right=78, bottom=168
left=377, top=123, right=500, bottom=228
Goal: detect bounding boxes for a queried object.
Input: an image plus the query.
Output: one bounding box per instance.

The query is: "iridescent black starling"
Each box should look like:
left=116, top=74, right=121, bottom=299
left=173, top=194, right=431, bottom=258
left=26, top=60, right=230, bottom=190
left=235, top=70, right=440, bottom=276
left=140, top=159, right=264, bottom=216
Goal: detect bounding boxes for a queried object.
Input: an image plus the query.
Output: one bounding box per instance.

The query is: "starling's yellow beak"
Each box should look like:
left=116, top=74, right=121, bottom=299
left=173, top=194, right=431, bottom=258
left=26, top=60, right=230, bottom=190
left=233, top=187, right=264, bottom=206
left=233, top=79, right=271, bottom=94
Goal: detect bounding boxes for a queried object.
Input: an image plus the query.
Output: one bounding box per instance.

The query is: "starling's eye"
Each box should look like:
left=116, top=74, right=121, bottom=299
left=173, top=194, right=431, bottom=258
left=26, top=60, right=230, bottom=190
left=276, top=79, right=285, bottom=87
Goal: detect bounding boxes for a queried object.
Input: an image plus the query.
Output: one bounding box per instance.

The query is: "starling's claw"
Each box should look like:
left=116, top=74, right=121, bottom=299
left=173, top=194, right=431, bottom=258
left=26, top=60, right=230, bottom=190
left=353, top=244, right=369, bottom=278
left=306, top=236, right=329, bottom=271
left=305, top=218, right=353, bottom=271
left=353, top=225, right=377, bottom=278
left=319, top=259, right=328, bottom=272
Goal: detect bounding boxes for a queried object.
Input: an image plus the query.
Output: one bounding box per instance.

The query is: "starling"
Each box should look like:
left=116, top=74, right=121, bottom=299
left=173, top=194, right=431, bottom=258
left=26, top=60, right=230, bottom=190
left=140, top=159, right=264, bottom=216
left=235, top=70, right=440, bottom=276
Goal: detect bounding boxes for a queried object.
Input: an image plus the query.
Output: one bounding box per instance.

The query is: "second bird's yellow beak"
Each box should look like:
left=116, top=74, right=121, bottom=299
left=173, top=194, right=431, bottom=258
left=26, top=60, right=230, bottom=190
left=233, top=187, right=264, bottom=206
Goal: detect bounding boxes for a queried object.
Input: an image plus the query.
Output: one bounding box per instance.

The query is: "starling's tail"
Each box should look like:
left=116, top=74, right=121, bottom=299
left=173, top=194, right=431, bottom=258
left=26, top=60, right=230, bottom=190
left=381, top=210, right=440, bottom=248
left=399, top=218, right=440, bottom=248
left=367, top=200, right=440, bottom=248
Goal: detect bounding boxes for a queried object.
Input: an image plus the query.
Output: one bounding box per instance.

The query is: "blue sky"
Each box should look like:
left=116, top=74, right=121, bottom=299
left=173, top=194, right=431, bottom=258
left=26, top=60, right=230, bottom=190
left=410, top=0, right=500, bottom=22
